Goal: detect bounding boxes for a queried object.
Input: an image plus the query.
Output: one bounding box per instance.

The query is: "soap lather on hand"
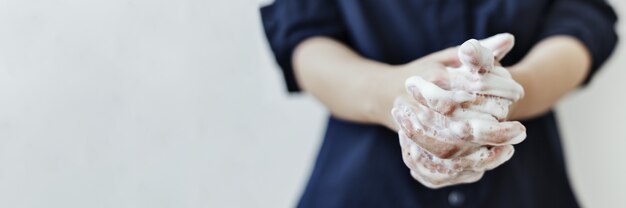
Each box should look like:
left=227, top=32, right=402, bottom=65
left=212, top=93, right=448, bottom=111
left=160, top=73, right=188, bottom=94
left=392, top=33, right=527, bottom=188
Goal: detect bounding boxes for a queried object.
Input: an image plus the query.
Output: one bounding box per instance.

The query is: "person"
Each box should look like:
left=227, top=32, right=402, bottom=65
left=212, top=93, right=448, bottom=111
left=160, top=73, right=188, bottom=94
left=260, top=0, right=618, bottom=207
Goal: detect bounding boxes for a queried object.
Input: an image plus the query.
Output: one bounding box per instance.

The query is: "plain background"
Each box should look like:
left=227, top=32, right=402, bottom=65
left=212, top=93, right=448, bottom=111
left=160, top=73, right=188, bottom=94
left=0, top=0, right=624, bottom=207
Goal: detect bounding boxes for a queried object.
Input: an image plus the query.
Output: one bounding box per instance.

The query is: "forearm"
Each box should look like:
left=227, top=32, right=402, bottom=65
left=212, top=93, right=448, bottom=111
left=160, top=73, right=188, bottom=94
left=293, top=37, right=400, bottom=129
left=509, top=36, right=592, bottom=120
left=291, top=35, right=590, bottom=127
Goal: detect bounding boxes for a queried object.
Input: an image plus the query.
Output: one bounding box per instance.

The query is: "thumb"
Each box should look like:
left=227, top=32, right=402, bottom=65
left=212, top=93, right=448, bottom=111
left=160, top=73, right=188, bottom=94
left=479, top=33, right=515, bottom=61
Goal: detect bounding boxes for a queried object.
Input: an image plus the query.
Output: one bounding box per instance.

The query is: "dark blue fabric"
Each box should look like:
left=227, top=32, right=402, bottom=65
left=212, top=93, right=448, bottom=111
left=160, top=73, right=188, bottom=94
left=260, top=0, right=618, bottom=207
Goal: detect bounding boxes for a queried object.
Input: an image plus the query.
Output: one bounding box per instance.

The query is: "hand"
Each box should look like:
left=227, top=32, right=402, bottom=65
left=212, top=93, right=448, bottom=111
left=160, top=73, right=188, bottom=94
left=378, top=47, right=462, bottom=130
left=399, top=130, right=515, bottom=188
left=406, top=34, right=524, bottom=120
left=392, top=34, right=527, bottom=188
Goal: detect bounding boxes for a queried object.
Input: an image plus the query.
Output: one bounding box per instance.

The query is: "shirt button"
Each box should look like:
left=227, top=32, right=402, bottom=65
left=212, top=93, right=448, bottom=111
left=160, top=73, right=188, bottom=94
left=448, top=190, right=465, bottom=206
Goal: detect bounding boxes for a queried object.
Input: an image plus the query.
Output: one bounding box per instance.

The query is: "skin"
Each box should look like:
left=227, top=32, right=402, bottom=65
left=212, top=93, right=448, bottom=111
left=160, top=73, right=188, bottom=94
left=392, top=36, right=527, bottom=186
left=292, top=35, right=591, bottom=187
left=293, top=35, right=590, bottom=130
left=399, top=130, right=515, bottom=188
left=394, top=35, right=526, bottom=156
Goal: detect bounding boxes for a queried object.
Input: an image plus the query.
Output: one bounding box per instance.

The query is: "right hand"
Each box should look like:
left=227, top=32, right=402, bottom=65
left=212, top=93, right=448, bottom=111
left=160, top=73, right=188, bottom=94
left=391, top=34, right=527, bottom=188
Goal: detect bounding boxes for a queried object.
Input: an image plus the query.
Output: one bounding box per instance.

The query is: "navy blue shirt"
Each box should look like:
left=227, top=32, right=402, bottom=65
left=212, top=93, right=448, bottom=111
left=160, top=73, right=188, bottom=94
left=261, top=0, right=618, bottom=207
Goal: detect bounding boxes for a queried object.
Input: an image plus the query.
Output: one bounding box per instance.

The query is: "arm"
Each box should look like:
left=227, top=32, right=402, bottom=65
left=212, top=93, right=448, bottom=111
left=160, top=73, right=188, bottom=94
left=295, top=35, right=597, bottom=128
left=508, top=0, right=619, bottom=120
left=293, top=37, right=397, bottom=129
left=508, top=36, right=592, bottom=120
left=293, top=37, right=458, bottom=130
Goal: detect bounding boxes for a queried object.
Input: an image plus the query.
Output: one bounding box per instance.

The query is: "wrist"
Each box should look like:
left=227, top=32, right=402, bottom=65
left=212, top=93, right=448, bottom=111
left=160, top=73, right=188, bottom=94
left=507, top=65, right=532, bottom=120
left=366, top=64, right=408, bottom=131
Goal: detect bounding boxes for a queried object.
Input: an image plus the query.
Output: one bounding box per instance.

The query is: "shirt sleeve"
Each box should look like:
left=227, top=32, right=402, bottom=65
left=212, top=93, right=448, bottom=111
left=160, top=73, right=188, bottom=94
left=539, top=0, right=618, bottom=86
left=260, top=0, right=347, bottom=92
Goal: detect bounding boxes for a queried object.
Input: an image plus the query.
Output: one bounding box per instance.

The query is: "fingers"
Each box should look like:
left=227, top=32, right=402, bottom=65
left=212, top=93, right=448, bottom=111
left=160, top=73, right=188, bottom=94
left=394, top=97, right=469, bottom=140
left=476, top=72, right=525, bottom=102
left=448, top=70, right=523, bottom=103
left=405, top=76, right=476, bottom=114
left=450, top=107, right=526, bottom=146
left=406, top=72, right=518, bottom=121
left=393, top=95, right=525, bottom=156
left=396, top=34, right=524, bottom=188
left=478, top=33, right=515, bottom=61
left=458, top=39, right=494, bottom=74
left=393, top=105, right=474, bottom=159
left=467, top=119, right=527, bottom=145
left=399, top=134, right=482, bottom=174
left=394, top=92, right=525, bottom=151
left=410, top=169, right=484, bottom=189
left=475, top=145, right=515, bottom=171
left=463, top=95, right=512, bottom=121
left=398, top=134, right=488, bottom=188
left=450, top=38, right=523, bottom=103
left=449, top=145, right=515, bottom=171
left=400, top=134, right=514, bottom=188
left=489, top=65, right=512, bottom=79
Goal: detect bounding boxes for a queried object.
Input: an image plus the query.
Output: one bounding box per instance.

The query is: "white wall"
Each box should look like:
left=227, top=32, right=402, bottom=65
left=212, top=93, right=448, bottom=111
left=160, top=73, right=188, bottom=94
left=0, top=0, right=623, bottom=207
